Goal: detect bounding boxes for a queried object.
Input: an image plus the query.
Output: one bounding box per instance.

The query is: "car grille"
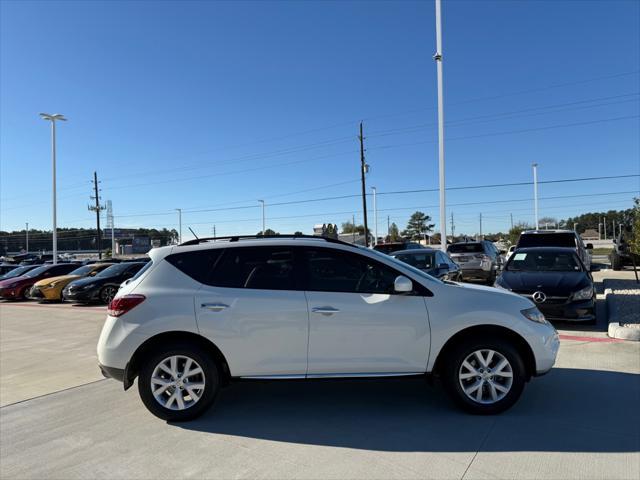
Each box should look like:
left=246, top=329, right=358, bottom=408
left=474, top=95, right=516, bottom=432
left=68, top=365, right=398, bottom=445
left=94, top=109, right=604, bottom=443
left=28, top=286, right=44, bottom=298
left=516, top=292, right=569, bottom=305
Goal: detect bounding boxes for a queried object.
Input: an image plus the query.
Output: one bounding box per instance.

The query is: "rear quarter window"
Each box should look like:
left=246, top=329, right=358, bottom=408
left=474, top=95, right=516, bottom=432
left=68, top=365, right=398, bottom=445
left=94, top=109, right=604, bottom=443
left=165, top=249, right=223, bottom=284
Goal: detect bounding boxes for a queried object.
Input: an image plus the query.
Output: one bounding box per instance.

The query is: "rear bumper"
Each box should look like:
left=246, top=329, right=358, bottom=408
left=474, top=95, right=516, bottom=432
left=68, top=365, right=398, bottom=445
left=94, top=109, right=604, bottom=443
left=0, top=287, right=24, bottom=299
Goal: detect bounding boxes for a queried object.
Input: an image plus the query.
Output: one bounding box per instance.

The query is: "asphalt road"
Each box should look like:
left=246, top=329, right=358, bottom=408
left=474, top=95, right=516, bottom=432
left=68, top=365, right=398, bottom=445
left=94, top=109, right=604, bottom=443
left=1, top=285, right=639, bottom=479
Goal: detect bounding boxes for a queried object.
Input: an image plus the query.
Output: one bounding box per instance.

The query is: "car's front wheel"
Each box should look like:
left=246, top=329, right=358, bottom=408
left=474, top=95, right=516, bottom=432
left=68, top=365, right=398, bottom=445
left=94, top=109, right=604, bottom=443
left=441, top=337, right=526, bottom=414
left=138, top=344, right=219, bottom=421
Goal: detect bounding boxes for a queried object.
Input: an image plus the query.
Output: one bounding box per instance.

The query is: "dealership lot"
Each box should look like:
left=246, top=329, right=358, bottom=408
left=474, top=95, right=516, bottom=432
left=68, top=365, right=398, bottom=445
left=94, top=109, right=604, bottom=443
left=1, top=271, right=639, bottom=480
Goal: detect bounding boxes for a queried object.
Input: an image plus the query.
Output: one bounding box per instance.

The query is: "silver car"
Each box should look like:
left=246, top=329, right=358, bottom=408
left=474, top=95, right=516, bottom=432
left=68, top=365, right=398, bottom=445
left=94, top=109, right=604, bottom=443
left=447, top=241, right=504, bottom=284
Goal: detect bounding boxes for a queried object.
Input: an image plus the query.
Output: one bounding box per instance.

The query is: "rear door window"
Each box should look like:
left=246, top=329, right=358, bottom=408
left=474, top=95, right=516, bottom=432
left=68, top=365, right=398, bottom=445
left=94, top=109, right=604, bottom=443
left=209, top=247, right=296, bottom=290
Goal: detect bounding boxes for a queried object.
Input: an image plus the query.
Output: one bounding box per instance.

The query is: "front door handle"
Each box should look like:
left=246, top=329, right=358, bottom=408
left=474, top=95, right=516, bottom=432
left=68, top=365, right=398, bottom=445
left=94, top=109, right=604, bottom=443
left=312, top=306, right=340, bottom=316
left=201, top=303, right=229, bottom=312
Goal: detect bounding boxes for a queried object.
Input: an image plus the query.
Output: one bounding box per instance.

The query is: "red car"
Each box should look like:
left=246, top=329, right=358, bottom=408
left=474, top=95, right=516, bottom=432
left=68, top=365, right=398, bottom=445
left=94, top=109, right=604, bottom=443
left=0, top=263, right=78, bottom=300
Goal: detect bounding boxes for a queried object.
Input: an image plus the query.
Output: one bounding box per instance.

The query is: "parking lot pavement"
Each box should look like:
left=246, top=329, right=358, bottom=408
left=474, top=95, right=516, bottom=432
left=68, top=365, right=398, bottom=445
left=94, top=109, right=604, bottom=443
left=0, top=301, right=106, bottom=406
left=1, top=303, right=639, bottom=479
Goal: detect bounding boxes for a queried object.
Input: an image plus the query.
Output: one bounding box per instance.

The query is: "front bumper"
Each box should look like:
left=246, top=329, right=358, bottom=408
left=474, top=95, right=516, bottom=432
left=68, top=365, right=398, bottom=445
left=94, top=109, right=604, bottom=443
left=99, top=363, right=125, bottom=382
left=537, top=299, right=595, bottom=322
left=62, top=286, right=100, bottom=303
left=26, top=286, right=45, bottom=300
left=0, top=286, right=24, bottom=299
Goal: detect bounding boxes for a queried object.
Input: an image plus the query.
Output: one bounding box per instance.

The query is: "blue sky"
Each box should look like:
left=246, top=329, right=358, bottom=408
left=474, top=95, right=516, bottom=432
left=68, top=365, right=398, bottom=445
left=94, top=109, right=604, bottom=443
left=1, top=0, right=639, bottom=239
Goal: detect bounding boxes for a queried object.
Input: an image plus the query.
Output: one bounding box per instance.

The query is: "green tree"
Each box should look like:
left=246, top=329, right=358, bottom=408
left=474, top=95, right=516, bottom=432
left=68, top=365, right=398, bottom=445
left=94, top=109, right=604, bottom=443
left=401, top=211, right=434, bottom=240
left=294, top=231, right=304, bottom=236
left=507, top=222, right=530, bottom=246
left=341, top=220, right=364, bottom=234
left=388, top=222, right=401, bottom=242
left=257, top=229, right=278, bottom=236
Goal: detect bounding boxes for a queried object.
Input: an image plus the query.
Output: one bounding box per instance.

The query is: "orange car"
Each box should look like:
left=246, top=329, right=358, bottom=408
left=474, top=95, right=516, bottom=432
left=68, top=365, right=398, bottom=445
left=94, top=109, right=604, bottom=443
left=28, top=263, right=113, bottom=301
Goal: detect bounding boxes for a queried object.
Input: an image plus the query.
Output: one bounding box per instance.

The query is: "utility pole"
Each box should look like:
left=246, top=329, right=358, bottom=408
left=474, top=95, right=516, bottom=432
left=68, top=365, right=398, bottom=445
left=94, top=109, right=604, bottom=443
left=613, top=220, right=616, bottom=240
left=358, top=122, right=369, bottom=247
left=387, top=215, right=390, bottom=242
left=603, top=216, right=607, bottom=240
left=598, top=223, right=602, bottom=240
left=106, top=200, right=115, bottom=257
left=434, top=0, right=447, bottom=252
left=532, top=163, right=539, bottom=229
left=450, top=212, right=455, bottom=241
left=88, top=171, right=105, bottom=259
left=258, top=200, right=265, bottom=235
left=372, top=186, right=378, bottom=246
left=510, top=213, right=514, bottom=230
left=213, top=225, right=217, bottom=241
left=25, top=222, right=29, bottom=253
left=479, top=213, right=483, bottom=240
left=175, top=208, right=182, bottom=243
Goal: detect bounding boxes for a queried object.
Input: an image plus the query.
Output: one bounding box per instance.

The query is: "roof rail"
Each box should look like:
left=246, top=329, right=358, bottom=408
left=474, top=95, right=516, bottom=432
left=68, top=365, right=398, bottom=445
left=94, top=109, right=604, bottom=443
left=179, top=233, right=358, bottom=248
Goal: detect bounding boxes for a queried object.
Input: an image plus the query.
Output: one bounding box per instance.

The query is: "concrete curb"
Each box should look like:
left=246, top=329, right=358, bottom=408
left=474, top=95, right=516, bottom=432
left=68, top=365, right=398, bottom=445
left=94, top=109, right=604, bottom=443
left=605, top=284, right=640, bottom=341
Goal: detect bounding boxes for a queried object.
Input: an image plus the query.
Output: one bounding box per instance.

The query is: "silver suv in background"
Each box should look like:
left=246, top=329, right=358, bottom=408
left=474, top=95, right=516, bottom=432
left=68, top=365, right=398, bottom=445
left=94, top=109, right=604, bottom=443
left=447, top=240, right=504, bottom=284
left=516, top=230, right=592, bottom=271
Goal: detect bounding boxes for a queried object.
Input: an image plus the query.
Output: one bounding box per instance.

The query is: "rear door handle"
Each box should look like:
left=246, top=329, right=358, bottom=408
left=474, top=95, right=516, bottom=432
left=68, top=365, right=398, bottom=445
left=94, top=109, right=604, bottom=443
left=311, top=306, right=340, bottom=316
left=201, top=303, right=229, bottom=312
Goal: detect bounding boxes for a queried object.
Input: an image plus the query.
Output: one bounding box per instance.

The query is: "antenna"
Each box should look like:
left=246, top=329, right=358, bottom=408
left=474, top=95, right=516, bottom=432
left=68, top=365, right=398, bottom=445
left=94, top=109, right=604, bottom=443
left=188, top=227, right=199, bottom=240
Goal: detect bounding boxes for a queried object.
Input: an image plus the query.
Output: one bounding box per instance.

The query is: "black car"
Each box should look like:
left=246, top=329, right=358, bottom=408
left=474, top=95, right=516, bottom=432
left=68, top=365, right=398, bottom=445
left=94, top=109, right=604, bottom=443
left=495, top=247, right=595, bottom=324
left=62, top=262, right=146, bottom=304
left=391, top=248, right=462, bottom=281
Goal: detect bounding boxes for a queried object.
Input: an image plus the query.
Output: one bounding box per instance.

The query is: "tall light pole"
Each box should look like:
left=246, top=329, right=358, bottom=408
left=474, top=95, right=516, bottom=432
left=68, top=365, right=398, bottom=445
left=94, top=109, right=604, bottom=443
left=371, top=186, right=378, bottom=246
left=434, top=0, right=447, bottom=251
left=25, top=222, right=29, bottom=253
left=532, top=163, right=539, bottom=229
left=40, top=113, right=67, bottom=264
left=258, top=200, right=265, bottom=235
left=175, top=208, right=182, bottom=244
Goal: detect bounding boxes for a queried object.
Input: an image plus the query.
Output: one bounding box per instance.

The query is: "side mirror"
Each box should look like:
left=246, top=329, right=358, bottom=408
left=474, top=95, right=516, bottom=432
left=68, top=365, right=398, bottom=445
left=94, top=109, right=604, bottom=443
left=586, top=243, right=594, bottom=250
left=394, top=275, right=413, bottom=293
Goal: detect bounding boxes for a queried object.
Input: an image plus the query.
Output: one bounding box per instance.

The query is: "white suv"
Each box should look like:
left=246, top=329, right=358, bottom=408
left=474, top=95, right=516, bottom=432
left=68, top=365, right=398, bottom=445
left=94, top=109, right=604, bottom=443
left=98, top=235, right=559, bottom=421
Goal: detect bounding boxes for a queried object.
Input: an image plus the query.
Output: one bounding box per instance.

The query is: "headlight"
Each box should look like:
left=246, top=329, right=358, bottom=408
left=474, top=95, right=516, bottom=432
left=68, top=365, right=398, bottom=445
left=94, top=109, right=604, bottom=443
left=521, top=307, right=549, bottom=325
left=572, top=285, right=593, bottom=301
left=44, top=282, right=60, bottom=289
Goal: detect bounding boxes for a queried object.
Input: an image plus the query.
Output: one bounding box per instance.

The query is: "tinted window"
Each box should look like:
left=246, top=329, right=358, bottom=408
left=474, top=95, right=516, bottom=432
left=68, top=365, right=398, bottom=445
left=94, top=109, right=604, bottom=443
left=210, top=247, right=295, bottom=290
left=166, top=249, right=223, bottom=284
left=129, top=261, right=152, bottom=281
left=69, top=265, right=94, bottom=276
left=96, top=263, right=131, bottom=277
left=1, top=266, right=34, bottom=279
left=50, top=264, right=77, bottom=275
left=517, top=233, right=576, bottom=248
left=395, top=251, right=435, bottom=270
left=447, top=243, right=483, bottom=253
left=306, top=248, right=398, bottom=294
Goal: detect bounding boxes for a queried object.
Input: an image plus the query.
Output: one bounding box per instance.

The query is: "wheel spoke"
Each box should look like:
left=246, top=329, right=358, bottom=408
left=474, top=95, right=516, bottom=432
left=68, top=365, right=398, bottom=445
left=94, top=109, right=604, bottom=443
left=159, top=363, right=173, bottom=377
left=464, top=380, right=483, bottom=395
left=165, top=392, right=177, bottom=409
left=475, top=383, right=484, bottom=401
left=151, top=355, right=205, bottom=411
left=494, top=358, right=509, bottom=375
left=151, top=378, right=172, bottom=395
left=185, top=385, right=201, bottom=401
left=488, top=382, right=498, bottom=401
left=459, top=349, right=513, bottom=405
left=462, top=360, right=478, bottom=375
left=186, top=366, right=203, bottom=377
left=474, top=351, right=487, bottom=367
left=493, top=382, right=510, bottom=393
left=484, top=350, right=495, bottom=367
left=183, top=358, right=193, bottom=378
left=175, top=391, right=185, bottom=410
left=169, top=357, right=178, bottom=378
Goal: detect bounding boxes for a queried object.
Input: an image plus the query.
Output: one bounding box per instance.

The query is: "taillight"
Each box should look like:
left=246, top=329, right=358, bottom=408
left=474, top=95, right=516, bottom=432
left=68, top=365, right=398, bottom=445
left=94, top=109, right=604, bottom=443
left=108, top=294, right=146, bottom=317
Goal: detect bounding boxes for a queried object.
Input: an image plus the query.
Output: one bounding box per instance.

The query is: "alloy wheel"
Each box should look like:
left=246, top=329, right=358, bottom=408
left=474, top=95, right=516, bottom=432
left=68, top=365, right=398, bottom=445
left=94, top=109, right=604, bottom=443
left=101, top=286, right=116, bottom=304
left=150, top=355, right=206, bottom=411
left=458, top=349, right=513, bottom=404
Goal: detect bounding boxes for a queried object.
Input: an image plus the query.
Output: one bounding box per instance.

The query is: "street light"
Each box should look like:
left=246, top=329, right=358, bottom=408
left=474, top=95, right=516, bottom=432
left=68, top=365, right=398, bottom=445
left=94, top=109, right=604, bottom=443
left=258, top=200, right=265, bottom=235
left=40, top=113, right=67, bottom=264
left=434, top=0, right=447, bottom=252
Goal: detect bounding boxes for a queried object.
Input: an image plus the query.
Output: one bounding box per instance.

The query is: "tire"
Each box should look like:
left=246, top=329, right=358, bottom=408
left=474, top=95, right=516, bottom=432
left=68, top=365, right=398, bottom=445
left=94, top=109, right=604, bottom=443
left=99, top=286, right=117, bottom=304
left=138, top=343, right=219, bottom=422
left=611, top=253, right=621, bottom=271
left=441, top=336, right=526, bottom=415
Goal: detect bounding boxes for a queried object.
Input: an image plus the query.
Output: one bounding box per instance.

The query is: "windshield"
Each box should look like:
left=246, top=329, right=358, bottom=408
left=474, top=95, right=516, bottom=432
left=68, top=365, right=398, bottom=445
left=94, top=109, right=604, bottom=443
left=518, top=233, right=576, bottom=248
left=96, top=263, right=131, bottom=277
left=24, top=266, right=49, bottom=278
left=506, top=251, right=582, bottom=272
left=69, top=265, right=94, bottom=276
left=394, top=252, right=435, bottom=270
left=448, top=243, right=483, bottom=253
left=0, top=266, right=32, bottom=279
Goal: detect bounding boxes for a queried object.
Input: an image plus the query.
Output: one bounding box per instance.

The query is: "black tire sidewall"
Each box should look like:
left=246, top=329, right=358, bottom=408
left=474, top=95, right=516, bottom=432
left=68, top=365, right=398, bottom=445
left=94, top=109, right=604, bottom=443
left=100, top=286, right=115, bottom=304
left=138, top=344, right=219, bottom=422
left=442, top=338, right=526, bottom=415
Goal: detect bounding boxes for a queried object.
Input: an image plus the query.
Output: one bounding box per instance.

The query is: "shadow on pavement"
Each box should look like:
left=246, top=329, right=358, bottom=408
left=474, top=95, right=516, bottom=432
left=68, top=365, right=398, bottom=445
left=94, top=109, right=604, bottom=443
left=177, top=367, right=639, bottom=452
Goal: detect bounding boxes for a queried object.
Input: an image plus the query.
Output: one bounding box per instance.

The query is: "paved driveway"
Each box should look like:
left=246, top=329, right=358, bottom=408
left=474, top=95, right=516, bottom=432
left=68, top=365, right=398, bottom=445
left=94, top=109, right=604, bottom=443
left=0, top=301, right=638, bottom=480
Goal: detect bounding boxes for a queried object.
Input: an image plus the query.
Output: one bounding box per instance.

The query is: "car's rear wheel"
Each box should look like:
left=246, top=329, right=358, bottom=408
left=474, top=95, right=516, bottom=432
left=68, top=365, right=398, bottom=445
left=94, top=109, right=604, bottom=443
left=138, top=344, right=219, bottom=421
left=99, top=286, right=117, bottom=304
left=441, top=337, right=526, bottom=414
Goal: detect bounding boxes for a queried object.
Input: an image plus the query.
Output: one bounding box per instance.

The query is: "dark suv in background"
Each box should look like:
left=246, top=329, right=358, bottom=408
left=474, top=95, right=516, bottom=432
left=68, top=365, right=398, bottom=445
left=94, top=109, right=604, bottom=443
left=447, top=240, right=503, bottom=284
left=516, top=230, right=592, bottom=270
left=611, top=228, right=639, bottom=270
